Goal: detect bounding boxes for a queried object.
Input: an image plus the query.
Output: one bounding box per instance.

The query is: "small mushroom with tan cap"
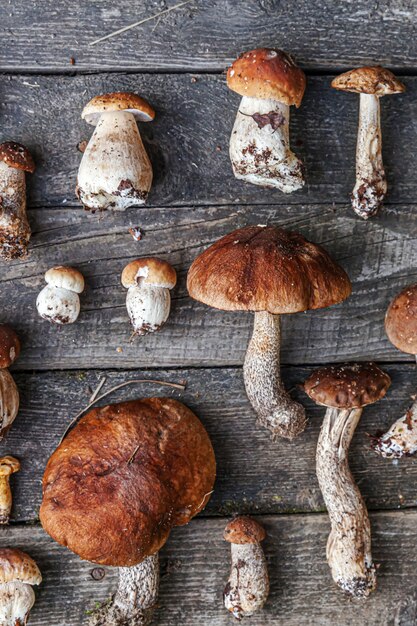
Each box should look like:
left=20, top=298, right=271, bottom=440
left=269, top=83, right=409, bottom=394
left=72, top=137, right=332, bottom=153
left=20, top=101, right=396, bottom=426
left=0, top=325, right=20, bottom=440
left=332, top=67, right=405, bottom=219
left=0, top=142, right=34, bottom=260
left=372, top=283, right=417, bottom=458
left=36, top=266, right=85, bottom=325
left=121, top=258, right=177, bottom=336
left=227, top=48, right=306, bottom=192
left=0, top=548, right=42, bottom=625
left=0, top=457, right=20, bottom=524
left=187, top=225, right=351, bottom=440
left=223, top=516, right=269, bottom=620
left=304, top=362, right=391, bottom=598
left=77, top=92, right=155, bottom=211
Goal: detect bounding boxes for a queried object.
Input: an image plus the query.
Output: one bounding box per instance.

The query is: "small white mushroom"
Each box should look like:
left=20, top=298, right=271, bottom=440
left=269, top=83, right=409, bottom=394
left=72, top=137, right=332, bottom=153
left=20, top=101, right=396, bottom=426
left=223, top=516, right=269, bottom=620
left=0, top=457, right=20, bottom=524
left=121, top=258, right=176, bottom=336
left=0, top=548, right=42, bottom=625
left=36, top=266, right=85, bottom=325
left=77, top=92, right=155, bottom=211
left=0, top=325, right=21, bottom=439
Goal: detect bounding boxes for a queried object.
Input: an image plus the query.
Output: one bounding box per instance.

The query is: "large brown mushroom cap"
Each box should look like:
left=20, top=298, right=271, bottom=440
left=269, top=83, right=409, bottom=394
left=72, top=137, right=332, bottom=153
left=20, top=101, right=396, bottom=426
left=187, top=226, right=352, bottom=314
left=40, top=398, right=216, bottom=567
left=0, top=325, right=20, bottom=369
left=385, top=283, right=417, bottom=354
left=331, top=66, right=405, bottom=97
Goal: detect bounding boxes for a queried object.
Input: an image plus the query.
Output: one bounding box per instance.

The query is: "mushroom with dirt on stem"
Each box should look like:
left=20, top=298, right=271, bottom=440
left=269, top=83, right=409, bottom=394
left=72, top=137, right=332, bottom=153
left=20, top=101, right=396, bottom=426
left=304, top=362, right=391, bottom=598
left=36, top=266, right=85, bottom=325
left=223, top=516, right=269, bottom=620
left=227, top=48, right=306, bottom=193
left=0, top=324, right=20, bottom=440
left=0, top=456, right=20, bottom=524
left=0, top=548, right=42, bottom=625
left=187, top=225, right=351, bottom=440
left=76, top=92, right=155, bottom=211
left=332, top=66, right=405, bottom=219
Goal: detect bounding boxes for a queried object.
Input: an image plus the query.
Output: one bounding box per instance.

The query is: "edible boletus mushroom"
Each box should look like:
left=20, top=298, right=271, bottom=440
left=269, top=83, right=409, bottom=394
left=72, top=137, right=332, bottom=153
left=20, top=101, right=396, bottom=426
left=0, top=548, right=42, bottom=625
left=40, top=398, right=216, bottom=625
left=76, top=92, right=155, bottom=211
left=0, top=325, right=20, bottom=439
left=187, top=225, right=352, bottom=440
left=227, top=49, right=306, bottom=193
left=223, top=516, right=269, bottom=620
left=332, top=67, right=405, bottom=219
left=0, top=456, right=20, bottom=524
left=0, top=142, right=34, bottom=260
left=304, top=362, right=391, bottom=598
left=36, top=266, right=85, bottom=325
left=372, top=283, right=417, bottom=458
left=121, top=258, right=177, bottom=335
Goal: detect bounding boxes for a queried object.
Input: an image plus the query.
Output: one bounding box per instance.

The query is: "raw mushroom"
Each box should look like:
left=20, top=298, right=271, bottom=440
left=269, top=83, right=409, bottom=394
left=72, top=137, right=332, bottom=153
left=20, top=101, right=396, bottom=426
left=76, top=92, right=155, bottom=211
left=187, top=225, right=351, bottom=440
left=332, top=67, right=405, bottom=219
left=372, top=283, right=417, bottom=458
left=0, top=548, right=42, bottom=625
left=40, top=397, right=216, bottom=626
left=227, top=48, right=306, bottom=192
left=223, top=516, right=269, bottom=620
left=0, top=456, right=20, bottom=524
left=0, top=142, right=34, bottom=260
left=0, top=325, right=20, bottom=439
left=36, top=266, right=85, bottom=325
left=304, top=363, right=391, bottom=597
left=121, top=258, right=177, bottom=336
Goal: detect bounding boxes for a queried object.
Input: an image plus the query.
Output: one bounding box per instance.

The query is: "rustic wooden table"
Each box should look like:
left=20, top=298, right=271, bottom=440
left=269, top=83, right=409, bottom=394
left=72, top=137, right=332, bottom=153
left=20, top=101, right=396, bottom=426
left=0, top=1, right=416, bottom=624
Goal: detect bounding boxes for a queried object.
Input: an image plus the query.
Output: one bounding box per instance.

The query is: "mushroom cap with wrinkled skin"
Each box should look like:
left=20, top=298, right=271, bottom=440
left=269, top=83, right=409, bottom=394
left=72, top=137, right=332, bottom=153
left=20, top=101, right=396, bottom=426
left=0, top=325, right=20, bottom=369
left=121, top=258, right=177, bottom=290
left=0, top=142, right=35, bottom=174
left=0, top=456, right=20, bottom=477
left=224, top=516, right=266, bottom=544
left=304, top=362, right=391, bottom=409
left=385, top=283, right=417, bottom=355
left=227, top=48, right=306, bottom=107
left=40, top=398, right=216, bottom=567
left=0, top=549, right=41, bottom=585
left=331, top=66, right=405, bottom=96
left=44, top=266, right=85, bottom=294
left=187, top=225, right=352, bottom=314
left=82, top=92, right=156, bottom=125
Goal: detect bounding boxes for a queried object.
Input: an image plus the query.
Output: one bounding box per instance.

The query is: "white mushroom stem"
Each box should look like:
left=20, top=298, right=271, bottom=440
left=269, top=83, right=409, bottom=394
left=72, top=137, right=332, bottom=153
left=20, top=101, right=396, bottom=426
left=126, top=284, right=171, bottom=336
left=243, top=311, right=306, bottom=440
left=0, top=370, right=19, bottom=440
left=224, top=542, right=269, bottom=620
left=0, top=581, right=36, bottom=625
left=77, top=111, right=152, bottom=211
left=89, top=554, right=159, bottom=626
left=229, top=96, right=304, bottom=193
left=372, top=397, right=417, bottom=458
left=0, top=162, right=30, bottom=260
left=0, top=475, right=13, bottom=524
left=317, top=407, right=376, bottom=598
left=351, top=94, right=386, bottom=219
left=36, top=285, right=80, bottom=325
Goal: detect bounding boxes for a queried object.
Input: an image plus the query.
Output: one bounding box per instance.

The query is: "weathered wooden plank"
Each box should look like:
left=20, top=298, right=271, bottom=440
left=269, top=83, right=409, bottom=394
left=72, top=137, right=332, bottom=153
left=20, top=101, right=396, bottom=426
left=1, top=1, right=417, bottom=72
left=1, top=511, right=417, bottom=625
left=3, top=365, right=417, bottom=522
left=0, top=73, right=414, bottom=207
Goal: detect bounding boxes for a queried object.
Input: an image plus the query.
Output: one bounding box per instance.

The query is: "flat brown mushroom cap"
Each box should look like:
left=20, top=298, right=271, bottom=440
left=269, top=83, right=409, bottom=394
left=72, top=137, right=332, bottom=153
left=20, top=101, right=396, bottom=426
left=385, top=283, right=417, bottom=354
left=40, top=398, right=216, bottom=567
left=187, top=226, right=352, bottom=314
left=304, top=362, right=391, bottom=409
left=0, top=325, right=20, bottom=368
left=224, top=516, right=266, bottom=544
left=227, top=48, right=306, bottom=107
left=0, top=548, right=41, bottom=585
left=331, top=66, right=405, bottom=96
left=0, top=142, right=35, bottom=173
left=82, top=92, right=155, bottom=125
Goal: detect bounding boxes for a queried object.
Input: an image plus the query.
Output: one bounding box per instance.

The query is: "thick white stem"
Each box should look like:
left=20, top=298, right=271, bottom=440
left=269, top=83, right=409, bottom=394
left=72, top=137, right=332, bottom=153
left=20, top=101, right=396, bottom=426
left=229, top=96, right=304, bottom=193
left=224, top=543, right=269, bottom=620
left=0, top=370, right=19, bottom=440
left=0, top=163, right=30, bottom=260
left=77, top=111, right=152, bottom=211
left=352, top=94, right=386, bottom=219
left=0, top=476, right=12, bottom=524
left=372, top=397, right=417, bottom=458
left=317, top=407, right=376, bottom=598
left=0, top=581, right=35, bottom=625
left=243, top=311, right=306, bottom=440
left=126, top=284, right=171, bottom=335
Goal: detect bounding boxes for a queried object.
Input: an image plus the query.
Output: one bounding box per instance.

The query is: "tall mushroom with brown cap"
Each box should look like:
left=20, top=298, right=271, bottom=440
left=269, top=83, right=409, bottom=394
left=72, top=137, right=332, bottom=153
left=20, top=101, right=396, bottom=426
left=0, top=325, right=20, bottom=440
left=223, top=516, right=269, bottom=620
left=36, top=266, right=85, bottom=325
left=0, top=142, right=34, bottom=260
left=76, top=92, right=155, bottom=211
left=372, top=283, right=417, bottom=458
left=40, top=397, right=216, bottom=625
left=0, top=456, right=20, bottom=524
left=0, top=548, right=42, bottom=625
left=187, top=225, right=351, bottom=440
left=332, top=67, right=405, bottom=219
left=304, top=362, right=391, bottom=598
left=227, top=49, right=306, bottom=193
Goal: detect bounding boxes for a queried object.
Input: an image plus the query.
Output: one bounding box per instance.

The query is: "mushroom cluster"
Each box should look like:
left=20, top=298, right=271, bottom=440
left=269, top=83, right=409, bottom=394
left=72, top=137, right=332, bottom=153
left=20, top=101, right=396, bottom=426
left=36, top=266, right=85, bottom=325
left=0, top=548, right=41, bottom=625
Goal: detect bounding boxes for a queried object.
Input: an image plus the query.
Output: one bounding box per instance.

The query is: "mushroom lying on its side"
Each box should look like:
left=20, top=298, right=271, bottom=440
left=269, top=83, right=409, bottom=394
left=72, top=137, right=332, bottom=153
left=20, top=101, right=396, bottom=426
left=0, top=325, right=21, bottom=439
left=0, top=456, right=20, bottom=524
left=0, top=548, right=42, bottom=625
left=36, top=266, right=85, bottom=325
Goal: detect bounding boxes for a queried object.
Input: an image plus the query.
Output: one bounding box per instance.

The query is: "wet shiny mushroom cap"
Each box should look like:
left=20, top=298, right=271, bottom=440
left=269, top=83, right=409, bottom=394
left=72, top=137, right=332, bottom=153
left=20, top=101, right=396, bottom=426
left=224, top=516, right=266, bottom=544
left=0, top=142, right=35, bottom=174
left=0, top=325, right=20, bottom=369
left=82, top=92, right=156, bottom=125
left=385, top=283, right=417, bottom=354
left=331, top=66, right=405, bottom=96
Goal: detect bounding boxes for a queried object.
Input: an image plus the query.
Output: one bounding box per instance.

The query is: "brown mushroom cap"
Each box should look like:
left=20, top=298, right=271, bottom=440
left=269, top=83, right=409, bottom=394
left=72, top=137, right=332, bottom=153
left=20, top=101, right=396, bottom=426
left=82, top=92, right=155, bottom=125
left=0, top=325, right=20, bottom=369
left=44, top=266, right=85, bottom=294
left=0, top=456, right=20, bottom=477
left=385, top=283, right=417, bottom=354
left=331, top=66, right=405, bottom=96
left=0, top=142, right=35, bottom=174
left=0, top=548, right=41, bottom=585
left=227, top=48, right=306, bottom=107
left=304, top=362, right=391, bottom=409
left=187, top=226, right=352, bottom=314
left=40, top=398, right=216, bottom=567
left=121, top=258, right=177, bottom=290
left=224, top=516, right=266, bottom=544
